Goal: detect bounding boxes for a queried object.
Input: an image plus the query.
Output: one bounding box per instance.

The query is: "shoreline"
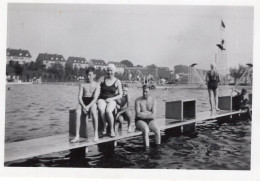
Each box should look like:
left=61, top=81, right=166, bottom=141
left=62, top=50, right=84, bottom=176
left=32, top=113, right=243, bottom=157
left=5, top=81, right=253, bottom=90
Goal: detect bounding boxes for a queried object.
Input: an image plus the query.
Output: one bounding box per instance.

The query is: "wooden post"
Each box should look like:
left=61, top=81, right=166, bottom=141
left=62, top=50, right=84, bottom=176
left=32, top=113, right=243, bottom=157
left=69, top=110, right=88, bottom=138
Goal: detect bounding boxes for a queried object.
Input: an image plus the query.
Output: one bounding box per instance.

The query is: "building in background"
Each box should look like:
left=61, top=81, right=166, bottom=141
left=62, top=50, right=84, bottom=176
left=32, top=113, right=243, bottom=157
left=108, top=61, right=125, bottom=74
left=36, top=53, right=66, bottom=68
left=67, top=56, right=89, bottom=69
left=6, top=48, right=32, bottom=64
left=89, top=59, right=107, bottom=70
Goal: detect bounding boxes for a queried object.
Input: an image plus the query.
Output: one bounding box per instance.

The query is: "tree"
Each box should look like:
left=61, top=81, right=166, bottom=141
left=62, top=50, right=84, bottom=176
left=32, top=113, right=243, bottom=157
left=35, top=60, right=46, bottom=71
left=136, top=65, right=143, bottom=67
left=120, top=60, right=134, bottom=67
left=48, top=63, right=64, bottom=81
left=14, top=62, right=24, bottom=76
left=28, top=61, right=36, bottom=71
left=147, top=64, right=157, bottom=68
left=229, top=64, right=248, bottom=84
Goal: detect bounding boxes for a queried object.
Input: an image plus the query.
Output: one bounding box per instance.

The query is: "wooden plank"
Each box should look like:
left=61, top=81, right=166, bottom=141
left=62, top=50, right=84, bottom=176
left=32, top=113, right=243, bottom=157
left=4, top=109, right=246, bottom=163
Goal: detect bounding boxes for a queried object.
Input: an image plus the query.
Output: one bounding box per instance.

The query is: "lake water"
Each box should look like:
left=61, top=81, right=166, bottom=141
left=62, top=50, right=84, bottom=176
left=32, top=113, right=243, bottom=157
left=5, top=84, right=251, bottom=169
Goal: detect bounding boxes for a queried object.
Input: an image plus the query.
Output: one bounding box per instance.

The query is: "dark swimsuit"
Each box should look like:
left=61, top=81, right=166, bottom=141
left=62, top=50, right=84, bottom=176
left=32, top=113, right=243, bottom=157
left=207, top=70, right=220, bottom=90
left=99, top=78, right=118, bottom=99
left=82, top=97, right=93, bottom=117
left=135, top=117, right=153, bottom=125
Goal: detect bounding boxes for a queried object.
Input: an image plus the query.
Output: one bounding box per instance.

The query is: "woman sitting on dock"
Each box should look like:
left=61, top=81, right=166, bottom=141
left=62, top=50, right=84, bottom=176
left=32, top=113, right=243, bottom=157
left=97, top=64, right=123, bottom=137
left=206, top=62, right=220, bottom=112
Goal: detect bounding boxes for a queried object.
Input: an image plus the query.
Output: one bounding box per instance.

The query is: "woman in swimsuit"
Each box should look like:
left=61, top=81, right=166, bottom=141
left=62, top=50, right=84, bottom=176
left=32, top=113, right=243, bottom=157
left=97, top=64, right=123, bottom=137
left=206, top=62, right=220, bottom=111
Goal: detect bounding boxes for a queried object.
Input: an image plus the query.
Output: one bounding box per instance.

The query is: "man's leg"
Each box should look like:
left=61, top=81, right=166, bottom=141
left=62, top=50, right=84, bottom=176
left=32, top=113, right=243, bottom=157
left=136, top=120, right=150, bottom=147
left=148, top=120, right=161, bottom=145
left=90, top=103, right=99, bottom=142
left=71, top=104, right=82, bottom=143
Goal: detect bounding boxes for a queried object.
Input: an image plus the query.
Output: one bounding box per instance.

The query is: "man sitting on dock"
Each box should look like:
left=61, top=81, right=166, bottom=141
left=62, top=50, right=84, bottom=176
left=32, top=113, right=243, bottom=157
left=71, top=67, right=100, bottom=143
left=135, top=84, right=161, bottom=147
left=233, top=88, right=251, bottom=119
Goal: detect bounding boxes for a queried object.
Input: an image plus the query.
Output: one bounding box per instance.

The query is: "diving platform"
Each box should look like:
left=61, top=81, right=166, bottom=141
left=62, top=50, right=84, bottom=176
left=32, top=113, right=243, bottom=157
left=4, top=109, right=248, bottom=163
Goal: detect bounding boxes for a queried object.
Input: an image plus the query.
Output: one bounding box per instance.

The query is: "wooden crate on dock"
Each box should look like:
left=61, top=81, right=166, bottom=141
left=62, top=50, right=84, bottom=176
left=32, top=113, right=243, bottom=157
left=218, top=96, right=232, bottom=110
left=165, top=99, right=196, bottom=120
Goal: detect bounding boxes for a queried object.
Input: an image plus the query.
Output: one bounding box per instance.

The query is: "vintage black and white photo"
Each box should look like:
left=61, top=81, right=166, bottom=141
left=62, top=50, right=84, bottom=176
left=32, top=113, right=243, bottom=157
left=1, top=1, right=259, bottom=179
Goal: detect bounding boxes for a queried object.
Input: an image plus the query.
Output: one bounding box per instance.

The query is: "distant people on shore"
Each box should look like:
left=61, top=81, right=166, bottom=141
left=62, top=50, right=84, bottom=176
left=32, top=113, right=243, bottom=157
left=97, top=64, right=123, bottom=137
left=116, top=84, right=133, bottom=132
left=71, top=67, right=100, bottom=143
left=135, top=84, right=160, bottom=148
left=206, top=62, right=220, bottom=112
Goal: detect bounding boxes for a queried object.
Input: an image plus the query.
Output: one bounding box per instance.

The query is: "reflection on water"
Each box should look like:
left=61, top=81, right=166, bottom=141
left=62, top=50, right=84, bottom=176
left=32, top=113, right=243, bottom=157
left=5, top=84, right=251, bottom=169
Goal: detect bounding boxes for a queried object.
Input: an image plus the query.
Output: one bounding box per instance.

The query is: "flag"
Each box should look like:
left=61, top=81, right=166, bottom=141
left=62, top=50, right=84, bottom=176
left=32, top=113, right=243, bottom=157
left=221, top=20, right=225, bottom=28
left=216, top=44, right=226, bottom=51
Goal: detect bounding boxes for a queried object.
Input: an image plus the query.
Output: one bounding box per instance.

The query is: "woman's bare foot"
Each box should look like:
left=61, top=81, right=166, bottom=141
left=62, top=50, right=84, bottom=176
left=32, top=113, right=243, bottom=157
left=216, top=108, right=220, bottom=111
left=71, top=136, right=80, bottom=143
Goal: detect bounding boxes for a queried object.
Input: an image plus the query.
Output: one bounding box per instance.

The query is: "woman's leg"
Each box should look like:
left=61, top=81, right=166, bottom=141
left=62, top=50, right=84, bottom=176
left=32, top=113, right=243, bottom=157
left=208, top=89, right=213, bottom=111
left=105, top=101, right=117, bottom=137
left=97, top=99, right=107, bottom=134
left=136, top=120, right=150, bottom=147
left=90, top=103, right=99, bottom=142
left=213, top=88, right=220, bottom=111
left=71, top=104, right=82, bottom=143
left=148, top=120, right=161, bottom=145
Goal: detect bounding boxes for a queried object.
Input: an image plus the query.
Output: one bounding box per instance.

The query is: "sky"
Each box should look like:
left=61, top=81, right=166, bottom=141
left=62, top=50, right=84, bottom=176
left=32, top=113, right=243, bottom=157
left=7, top=4, right=254, bottom=70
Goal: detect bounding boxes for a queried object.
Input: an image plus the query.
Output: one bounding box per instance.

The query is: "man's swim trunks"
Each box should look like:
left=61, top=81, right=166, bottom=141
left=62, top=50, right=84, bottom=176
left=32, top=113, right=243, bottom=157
left=82, top=97, right=93, bottom=117
left=135, top=117, right=153, bottom=125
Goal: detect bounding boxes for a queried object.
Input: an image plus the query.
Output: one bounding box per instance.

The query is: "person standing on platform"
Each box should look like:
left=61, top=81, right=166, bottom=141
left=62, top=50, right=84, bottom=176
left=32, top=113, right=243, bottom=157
left=97, top=64, right=123, bottom=137
left=206, top=62, right=220, bottom=112
left=135, top=84, right=160, bottom=148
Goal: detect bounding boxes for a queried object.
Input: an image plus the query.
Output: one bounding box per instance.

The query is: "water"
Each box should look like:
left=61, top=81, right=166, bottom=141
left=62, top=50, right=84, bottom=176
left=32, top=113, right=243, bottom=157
left=5, top=84, right=251, bottom=169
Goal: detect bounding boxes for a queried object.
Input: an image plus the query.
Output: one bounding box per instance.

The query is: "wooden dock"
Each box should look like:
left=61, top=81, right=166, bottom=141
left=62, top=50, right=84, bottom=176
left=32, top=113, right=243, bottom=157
left=4, top=109, right=247, bottom=163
